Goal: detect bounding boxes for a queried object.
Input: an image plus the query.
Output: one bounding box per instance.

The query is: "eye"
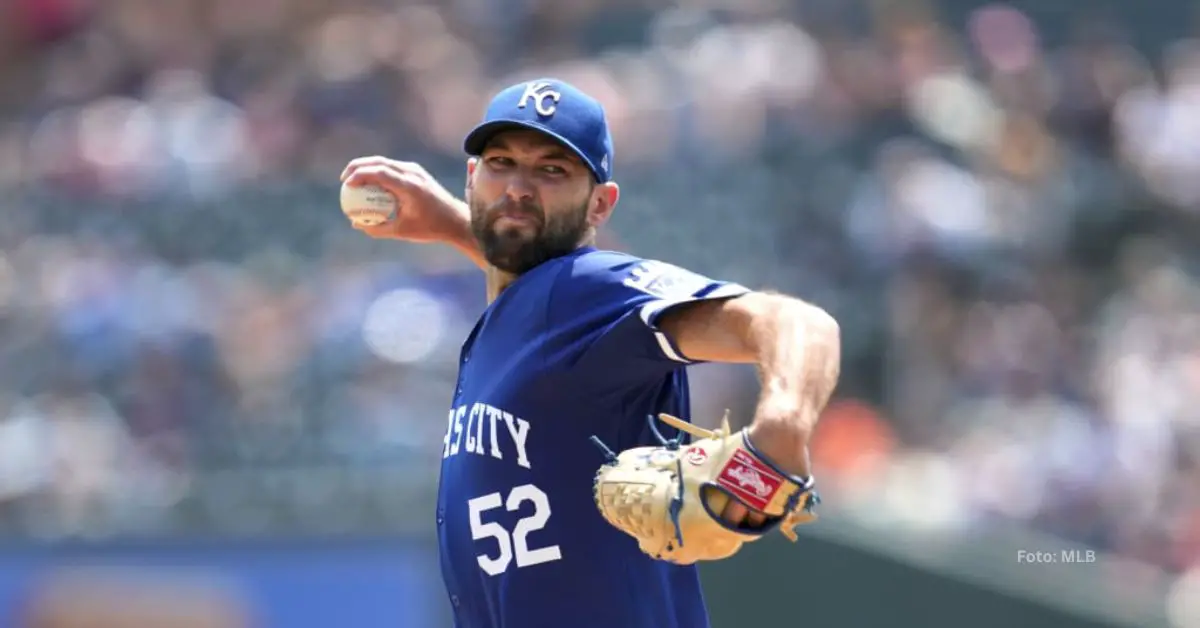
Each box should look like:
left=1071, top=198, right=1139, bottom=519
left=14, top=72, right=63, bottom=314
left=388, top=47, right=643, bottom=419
left=540, top=164, right=568, bottom=176
left=486, top=156, right=515, bottom=168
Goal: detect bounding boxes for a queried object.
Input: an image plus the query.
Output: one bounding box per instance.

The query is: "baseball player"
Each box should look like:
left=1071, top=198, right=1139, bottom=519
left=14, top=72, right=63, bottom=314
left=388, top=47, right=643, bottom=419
left=340, top=78, right=841, bottom=628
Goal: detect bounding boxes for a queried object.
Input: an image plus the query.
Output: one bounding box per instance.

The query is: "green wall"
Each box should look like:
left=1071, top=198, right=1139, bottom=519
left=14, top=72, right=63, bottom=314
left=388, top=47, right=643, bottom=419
left=700, top=537, right=1138, bottom=628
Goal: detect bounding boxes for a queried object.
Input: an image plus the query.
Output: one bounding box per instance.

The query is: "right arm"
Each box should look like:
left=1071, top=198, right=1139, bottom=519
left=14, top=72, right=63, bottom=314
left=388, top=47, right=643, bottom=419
left=340, top=156, right=490, bottom=271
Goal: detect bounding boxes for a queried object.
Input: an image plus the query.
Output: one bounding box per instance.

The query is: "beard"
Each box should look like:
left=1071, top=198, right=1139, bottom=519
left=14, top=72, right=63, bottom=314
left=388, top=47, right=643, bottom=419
left=470, top=197, right=590, bottom=275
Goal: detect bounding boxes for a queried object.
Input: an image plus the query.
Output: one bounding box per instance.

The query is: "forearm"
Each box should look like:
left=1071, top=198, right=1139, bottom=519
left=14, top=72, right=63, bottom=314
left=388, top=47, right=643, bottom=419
left=448, top=224, right=489, bottom=271
left=746, top=296, right=841, bottom=438
left=440, top=200, right=489, bottom=271
left=734, top=294, right=840, bottom=478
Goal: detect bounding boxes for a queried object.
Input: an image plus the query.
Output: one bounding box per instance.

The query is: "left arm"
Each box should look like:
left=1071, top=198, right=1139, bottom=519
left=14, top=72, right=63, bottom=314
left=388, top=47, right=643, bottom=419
left=657, top=291, right=842, bottom=478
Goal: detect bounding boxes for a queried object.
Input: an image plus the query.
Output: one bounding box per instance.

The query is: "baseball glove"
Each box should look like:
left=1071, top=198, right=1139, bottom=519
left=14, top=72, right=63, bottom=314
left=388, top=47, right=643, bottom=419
left=590, top=411, right=820, bottom=565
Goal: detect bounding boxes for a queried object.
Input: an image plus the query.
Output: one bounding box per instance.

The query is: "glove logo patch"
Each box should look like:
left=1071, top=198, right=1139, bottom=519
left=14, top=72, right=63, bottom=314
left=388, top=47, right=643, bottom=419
left=683, top=446, right=708, bottom=466
left=716, top=450, right=783, bottom=511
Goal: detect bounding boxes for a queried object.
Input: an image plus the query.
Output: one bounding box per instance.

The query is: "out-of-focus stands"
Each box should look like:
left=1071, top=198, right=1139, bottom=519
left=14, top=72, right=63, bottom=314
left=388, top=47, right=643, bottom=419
left=0, top=0, right=1198, bottom=606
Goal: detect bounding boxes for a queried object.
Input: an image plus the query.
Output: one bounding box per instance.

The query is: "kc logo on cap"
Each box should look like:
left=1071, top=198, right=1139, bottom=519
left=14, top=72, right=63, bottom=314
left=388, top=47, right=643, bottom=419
left=517, top=81, right=562, bottom=117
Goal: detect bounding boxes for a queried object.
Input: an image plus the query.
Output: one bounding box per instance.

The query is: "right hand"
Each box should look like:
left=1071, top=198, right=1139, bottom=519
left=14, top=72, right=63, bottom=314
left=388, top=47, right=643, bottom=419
left=339, top=156, right=469, bottom=244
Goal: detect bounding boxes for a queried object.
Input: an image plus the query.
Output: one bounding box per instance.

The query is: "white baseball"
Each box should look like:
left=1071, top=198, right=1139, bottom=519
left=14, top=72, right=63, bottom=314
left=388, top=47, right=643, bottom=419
left=340, top=183, right=397, bottom=227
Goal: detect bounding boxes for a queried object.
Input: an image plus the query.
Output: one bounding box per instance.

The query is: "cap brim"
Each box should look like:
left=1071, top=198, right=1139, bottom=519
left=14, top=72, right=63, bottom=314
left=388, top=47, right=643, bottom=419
left=463, top=119, right=601, bottom=180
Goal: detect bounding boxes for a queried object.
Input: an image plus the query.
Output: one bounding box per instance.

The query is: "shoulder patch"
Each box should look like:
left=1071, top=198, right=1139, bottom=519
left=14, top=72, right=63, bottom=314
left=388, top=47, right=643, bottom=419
left=621, top=261, right=710, bottom=299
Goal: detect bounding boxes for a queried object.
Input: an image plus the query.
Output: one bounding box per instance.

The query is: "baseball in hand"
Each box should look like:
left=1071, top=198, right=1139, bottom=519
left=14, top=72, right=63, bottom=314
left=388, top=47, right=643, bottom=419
left=340, top=182, right=397, bottom=227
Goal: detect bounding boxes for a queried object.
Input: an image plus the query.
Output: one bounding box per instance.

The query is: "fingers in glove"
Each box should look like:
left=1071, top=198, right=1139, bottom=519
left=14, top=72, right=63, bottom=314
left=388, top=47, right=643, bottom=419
left=703, top=487, right=769, bottom=530
left=721, top=500, right=768, bottom=528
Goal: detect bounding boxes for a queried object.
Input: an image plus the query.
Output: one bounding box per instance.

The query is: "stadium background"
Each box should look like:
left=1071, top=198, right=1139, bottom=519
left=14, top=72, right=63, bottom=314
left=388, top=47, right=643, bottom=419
left=0, top=0, right=1198, bottom=626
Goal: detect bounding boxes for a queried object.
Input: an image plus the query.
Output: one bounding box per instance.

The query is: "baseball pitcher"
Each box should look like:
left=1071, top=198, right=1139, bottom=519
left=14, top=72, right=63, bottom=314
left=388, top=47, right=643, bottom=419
left=340, top=78, right=841, bottom=628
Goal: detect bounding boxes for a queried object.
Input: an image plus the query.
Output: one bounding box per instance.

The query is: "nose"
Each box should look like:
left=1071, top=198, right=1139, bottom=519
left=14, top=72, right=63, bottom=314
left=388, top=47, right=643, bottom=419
left=503, top=173, right=536, bottom=204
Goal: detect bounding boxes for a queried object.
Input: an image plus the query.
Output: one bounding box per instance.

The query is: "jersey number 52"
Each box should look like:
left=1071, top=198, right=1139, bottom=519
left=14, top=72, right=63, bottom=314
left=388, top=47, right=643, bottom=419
left=467, top=484, right=562, bottom=576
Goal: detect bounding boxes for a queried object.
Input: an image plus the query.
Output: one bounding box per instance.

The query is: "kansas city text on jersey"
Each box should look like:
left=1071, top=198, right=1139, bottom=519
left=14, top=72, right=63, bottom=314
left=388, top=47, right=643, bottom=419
left=442, top=402, right=532, bottom=470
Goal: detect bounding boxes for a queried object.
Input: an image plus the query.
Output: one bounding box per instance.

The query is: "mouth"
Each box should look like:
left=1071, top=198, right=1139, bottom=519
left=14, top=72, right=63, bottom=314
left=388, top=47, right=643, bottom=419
left=492, top=212, right=540, bottom=229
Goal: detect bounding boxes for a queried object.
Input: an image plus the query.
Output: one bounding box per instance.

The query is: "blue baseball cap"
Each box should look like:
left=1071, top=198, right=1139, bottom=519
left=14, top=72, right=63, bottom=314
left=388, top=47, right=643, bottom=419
left=463, top=78, right=614, bottom=183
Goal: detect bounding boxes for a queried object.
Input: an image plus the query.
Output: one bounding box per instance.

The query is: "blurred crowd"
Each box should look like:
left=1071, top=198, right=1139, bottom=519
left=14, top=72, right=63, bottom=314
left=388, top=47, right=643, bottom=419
left=0, top=0, right=1199, bottom=587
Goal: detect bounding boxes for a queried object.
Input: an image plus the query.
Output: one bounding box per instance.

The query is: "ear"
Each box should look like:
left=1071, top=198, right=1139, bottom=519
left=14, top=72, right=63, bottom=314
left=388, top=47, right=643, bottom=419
left=465, top=157, right=478, bottom=199
left=587, top=182, right=620, bottom=229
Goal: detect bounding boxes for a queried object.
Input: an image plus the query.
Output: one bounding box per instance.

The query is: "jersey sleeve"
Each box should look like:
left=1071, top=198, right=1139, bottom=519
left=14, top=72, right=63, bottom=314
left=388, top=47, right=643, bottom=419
left=547, top=253, right=750, bottom=377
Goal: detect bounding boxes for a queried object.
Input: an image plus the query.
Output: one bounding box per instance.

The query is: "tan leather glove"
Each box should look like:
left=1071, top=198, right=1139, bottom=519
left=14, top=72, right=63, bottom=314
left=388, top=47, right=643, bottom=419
left=591, top=411, right=820, bottom=565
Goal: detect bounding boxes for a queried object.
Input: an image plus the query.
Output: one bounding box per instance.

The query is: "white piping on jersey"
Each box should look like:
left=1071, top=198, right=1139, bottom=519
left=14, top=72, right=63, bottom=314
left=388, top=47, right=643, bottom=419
left=706, top=283, right=750, bottom=299
left=654, top=331, right=689, bottom=363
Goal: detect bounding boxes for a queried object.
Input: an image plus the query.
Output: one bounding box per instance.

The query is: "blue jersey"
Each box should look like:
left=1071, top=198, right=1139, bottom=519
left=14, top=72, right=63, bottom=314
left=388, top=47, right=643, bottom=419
left=436, top=246, right=749, bottom=628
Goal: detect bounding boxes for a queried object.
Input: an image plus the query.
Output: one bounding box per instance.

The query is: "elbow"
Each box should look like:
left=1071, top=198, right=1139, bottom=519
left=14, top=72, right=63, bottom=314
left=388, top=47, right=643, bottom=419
left=802, top=302, right=840, bottom=351
left=770, top=295, right=840, bottom=349
left=790, top=300, right=842, bottom=380
left=803, top=303, right=842, bottom=376
left=781, top=298, right=843, bottom=385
